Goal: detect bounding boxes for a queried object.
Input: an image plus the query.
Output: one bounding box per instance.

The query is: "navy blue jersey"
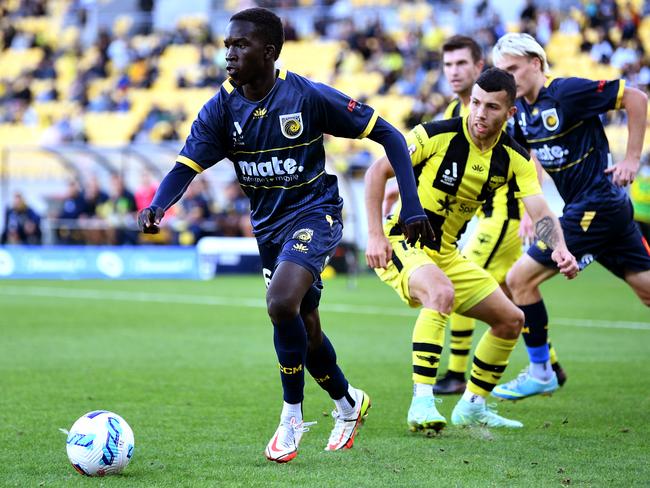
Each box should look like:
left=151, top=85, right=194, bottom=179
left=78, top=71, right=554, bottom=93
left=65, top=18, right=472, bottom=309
left=177, top=69, right=378, bottom=243
left=510, top=77, right=626, bottom=208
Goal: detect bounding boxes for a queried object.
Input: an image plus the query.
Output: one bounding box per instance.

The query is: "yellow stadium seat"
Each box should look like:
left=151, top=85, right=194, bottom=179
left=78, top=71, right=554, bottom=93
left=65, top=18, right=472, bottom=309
left=155, top=44, right=201, bottom=90
left=366, top=94, right=414, bottom=130
left=333, top=72, right=383, bottom=100
left=2, top=148, right=70, bottom=180
left=83, top=112, right=141, bottom=146
left=279, top=41, right=342, bottom=81
left=0, top=48, right=43, bottom=78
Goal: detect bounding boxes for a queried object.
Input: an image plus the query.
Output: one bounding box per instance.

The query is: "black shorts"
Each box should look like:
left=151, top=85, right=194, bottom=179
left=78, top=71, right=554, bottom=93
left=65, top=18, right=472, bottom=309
left=527, top=198, right=650, bottom=278
left=258, top=208, right=343, bottom=287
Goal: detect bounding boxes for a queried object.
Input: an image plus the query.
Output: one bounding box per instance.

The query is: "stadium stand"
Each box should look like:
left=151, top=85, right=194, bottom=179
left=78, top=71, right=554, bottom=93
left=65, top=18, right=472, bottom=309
left=1, top=0, right=649, bottom=246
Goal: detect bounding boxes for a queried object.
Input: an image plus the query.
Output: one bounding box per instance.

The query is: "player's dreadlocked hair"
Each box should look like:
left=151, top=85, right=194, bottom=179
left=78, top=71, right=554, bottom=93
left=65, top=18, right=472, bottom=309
left=230, top=7, right=284, bottom=60
left=476, top=67, right=517, bottom=106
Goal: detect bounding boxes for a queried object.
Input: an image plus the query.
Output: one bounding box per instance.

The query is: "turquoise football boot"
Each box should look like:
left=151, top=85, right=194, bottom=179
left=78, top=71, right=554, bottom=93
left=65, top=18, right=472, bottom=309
left=451, top=399, right=523, bottom=428
left=492, top=367, right=559, bottom=400
left=407, top=395, right=447, bottom=432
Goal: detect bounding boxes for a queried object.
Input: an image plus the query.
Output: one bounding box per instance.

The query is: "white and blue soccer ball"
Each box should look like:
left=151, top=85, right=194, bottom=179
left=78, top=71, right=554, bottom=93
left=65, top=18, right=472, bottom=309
left=65, top=410, right=135, bottom=476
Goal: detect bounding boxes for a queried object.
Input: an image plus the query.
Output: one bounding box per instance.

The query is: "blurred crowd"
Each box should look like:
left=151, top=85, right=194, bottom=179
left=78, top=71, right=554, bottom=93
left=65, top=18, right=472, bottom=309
left=3, top=1, right=649, bottom=135
left=2, top=172, right=253, bottom=245
left=1, top=0, right=650, bottom=245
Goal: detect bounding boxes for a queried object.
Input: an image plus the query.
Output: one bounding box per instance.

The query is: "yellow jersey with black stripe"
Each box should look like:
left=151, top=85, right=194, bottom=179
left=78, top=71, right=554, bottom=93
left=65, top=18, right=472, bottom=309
left=443, top=97, right=466, bottom=119
left=176, top=69, right=377, bottom=243
left=444, top=98, right=523, bottom=221
left=388, top=115, right=541, bottom=254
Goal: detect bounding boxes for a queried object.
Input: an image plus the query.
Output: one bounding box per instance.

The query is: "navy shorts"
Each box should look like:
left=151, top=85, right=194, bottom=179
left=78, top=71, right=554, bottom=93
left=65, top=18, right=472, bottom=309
left=528, top=198, right=650, bottom=278
left=258, top=208, right=343, bottom=288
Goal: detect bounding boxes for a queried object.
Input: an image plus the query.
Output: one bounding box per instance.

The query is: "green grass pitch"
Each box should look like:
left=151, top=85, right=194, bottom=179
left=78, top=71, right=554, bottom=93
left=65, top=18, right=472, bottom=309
left=0, top=264, right=648, bottom=487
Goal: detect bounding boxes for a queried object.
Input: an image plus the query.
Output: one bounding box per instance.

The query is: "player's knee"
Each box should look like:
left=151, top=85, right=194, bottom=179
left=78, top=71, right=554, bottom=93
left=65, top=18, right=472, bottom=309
left=641, top=293, right=650, bottom=308
left=638, top=282, right=650, bottom=307
left=420, top=283, right=454, bottom=313
left=505, top=266, right=522, bottom=293
left=493, top=307, right=524, bottom=339
left=510, top=307, right=525, bottom=334
left=266, top=293, right=300, bottom=323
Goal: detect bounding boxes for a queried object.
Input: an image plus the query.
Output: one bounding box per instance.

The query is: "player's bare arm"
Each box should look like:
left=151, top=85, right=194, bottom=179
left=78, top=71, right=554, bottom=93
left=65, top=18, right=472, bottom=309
left=605, top=86, right=648, bottom=186
left=364, top=156, right=395, bottom=269
left=522, top=194, right=579, bottom=279
left=382, top=181, right=399, bottom=217
left=519, top=154, right=544, bottom=244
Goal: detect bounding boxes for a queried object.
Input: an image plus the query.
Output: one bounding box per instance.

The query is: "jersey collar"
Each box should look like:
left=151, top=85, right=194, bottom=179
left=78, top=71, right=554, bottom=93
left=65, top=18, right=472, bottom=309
left=462, top=114, right=502, bottom=153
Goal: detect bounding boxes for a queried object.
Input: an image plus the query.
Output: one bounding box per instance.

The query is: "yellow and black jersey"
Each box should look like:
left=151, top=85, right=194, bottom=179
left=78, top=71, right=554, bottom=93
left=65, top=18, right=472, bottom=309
left=443, top=97, right=468, bottom=119
left=387, top=115, right=541, bottom=254
left=443, top=98, right=522, bottom=221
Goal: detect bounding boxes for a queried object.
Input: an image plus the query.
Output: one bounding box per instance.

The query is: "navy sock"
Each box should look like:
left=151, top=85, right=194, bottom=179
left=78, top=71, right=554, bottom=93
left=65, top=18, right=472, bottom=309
left=273, top=315, right=307, bottom=404
left=519, top=300, right=550, bottom=363
left=306, top=333, right=348, bottom=400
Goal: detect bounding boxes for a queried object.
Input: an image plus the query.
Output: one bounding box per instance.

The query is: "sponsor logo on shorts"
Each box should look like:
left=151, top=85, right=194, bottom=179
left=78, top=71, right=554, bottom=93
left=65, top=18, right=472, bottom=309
left=292, top=243, right=309, bottom=253
left=579, top=253, right=594, bottom=270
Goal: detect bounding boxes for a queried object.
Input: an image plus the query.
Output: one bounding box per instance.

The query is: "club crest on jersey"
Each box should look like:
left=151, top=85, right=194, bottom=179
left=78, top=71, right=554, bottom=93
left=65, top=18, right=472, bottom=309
left=541, top=108, right=559, bottom=131
left=292, top=228, right=313, bottom=243
left=279, top=112, right=303, bottom=139
left=488, top=175, right=506, bottom=191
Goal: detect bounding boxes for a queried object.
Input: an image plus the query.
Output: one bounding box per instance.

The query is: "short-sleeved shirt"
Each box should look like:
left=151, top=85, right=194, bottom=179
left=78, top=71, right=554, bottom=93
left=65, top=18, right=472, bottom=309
left=510, top=77, right=627, bottom=209
left=444, top=98, right=522, bottom=221
left=387, top=115, right=541, bottom=255
left=177, top=69, right=378, bottom=243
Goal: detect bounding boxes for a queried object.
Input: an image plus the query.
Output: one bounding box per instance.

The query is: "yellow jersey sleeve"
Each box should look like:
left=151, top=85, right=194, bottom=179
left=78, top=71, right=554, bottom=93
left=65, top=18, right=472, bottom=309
left=405, top=124, right=440, bottom=167
left=509, top=149, right=542, bottom=198
left=443, top=99, right=458, bottom=119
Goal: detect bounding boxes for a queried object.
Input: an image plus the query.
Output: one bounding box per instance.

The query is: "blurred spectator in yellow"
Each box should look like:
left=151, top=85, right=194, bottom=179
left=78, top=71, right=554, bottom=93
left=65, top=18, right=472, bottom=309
left=631, top=156, right=650, bottom=242
left=98, top=174, right=138, bottom=245
left=1, top=192, right=42, bottom=244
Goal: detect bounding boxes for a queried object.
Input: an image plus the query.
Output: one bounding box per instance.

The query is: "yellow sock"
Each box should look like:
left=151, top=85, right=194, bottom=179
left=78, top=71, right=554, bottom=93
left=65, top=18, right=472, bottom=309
left=412, top=308, right=448, bottom=384
left=468, top=330, right=517, bottom=397
left=447, top=313, right=475, bottom=374
left=549, top=341, right=559, bottom=365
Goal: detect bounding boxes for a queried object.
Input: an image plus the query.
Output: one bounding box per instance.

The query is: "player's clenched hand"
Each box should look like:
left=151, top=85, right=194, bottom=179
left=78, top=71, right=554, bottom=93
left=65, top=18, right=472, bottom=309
left=551, top=248, right=579, bottom=280
left=605, top=158, right=640, bottom=187
left=366, top=233, right=393, bottom=269
left=401, top=217, right=436, bottom=249
left=137, top=206, right=165, bottom=234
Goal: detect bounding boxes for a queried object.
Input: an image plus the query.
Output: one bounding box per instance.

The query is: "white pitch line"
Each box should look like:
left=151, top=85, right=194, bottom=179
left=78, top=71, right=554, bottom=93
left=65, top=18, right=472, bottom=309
left=0, top=286, right=649, bottom=331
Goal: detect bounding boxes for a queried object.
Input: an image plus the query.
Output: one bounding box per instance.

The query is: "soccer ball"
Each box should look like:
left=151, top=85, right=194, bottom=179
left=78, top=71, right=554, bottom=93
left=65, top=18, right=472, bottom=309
left=65, top=410, right=135, bottom=476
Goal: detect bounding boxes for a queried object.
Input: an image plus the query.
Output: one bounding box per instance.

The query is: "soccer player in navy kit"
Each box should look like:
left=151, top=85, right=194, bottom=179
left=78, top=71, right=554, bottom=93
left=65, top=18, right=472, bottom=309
left=137, top=8, right=433, bottom=463
left=491, top=33, right=650, bottom=400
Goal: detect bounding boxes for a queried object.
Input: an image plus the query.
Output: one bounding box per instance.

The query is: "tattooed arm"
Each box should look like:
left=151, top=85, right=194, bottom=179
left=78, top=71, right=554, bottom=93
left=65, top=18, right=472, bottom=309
left=534, top=215, right=560, bottom=249
left=522, top=194, right=579, bottom=279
